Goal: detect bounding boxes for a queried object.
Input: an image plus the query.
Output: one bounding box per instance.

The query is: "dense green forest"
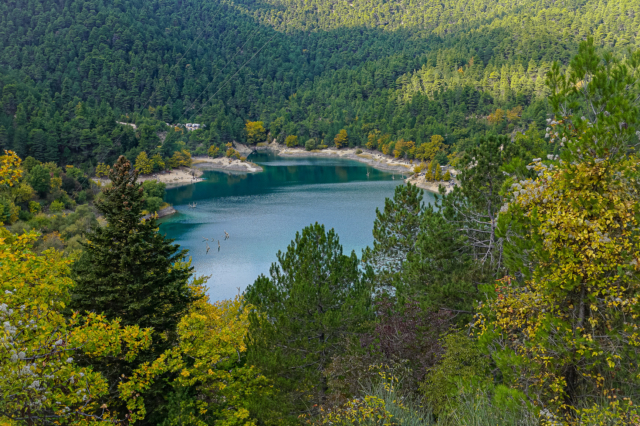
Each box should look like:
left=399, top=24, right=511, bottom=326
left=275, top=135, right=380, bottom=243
left=0, top=0, right=638, bottom=169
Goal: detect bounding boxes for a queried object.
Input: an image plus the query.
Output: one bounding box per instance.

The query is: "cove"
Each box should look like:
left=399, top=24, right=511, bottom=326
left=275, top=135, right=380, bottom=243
left=159, top=152, right=435, bottom=301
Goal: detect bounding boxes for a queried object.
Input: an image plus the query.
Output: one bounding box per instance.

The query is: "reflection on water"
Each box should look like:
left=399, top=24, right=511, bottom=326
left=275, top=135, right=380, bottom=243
left=159, top=152, right=434, bottom=301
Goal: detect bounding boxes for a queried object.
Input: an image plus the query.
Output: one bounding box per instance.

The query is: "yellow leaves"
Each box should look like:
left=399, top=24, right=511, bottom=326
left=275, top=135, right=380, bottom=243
left=135, top=151, right=153, bottom=175
left=0, top=150, right=23, bottom=187
left=245, top=121, right=266, bottom=144
left=0, top=230, right=152, bottom=425
left=117, top=294, right=267, bottom=425
left=483, top=156, right=640, bottom=411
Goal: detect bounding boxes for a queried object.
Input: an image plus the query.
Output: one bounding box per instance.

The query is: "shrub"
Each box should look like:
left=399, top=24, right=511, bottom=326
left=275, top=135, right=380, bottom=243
left=285, top=135, right=299, bottom=147
left=49, top=200, right=64, bottom=213
left=420, top=331, right=492, bottom=415
left=305, top=139, right=317, bottom=151
left=145, top=196, right=163, bottom=213
left=76, top=191, right=88, bottom=204
left=29, top=201, right=41, bottom=214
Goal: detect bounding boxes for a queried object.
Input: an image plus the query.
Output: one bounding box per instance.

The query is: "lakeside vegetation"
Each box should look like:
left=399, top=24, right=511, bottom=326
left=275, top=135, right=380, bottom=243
left=2, top=40, right=640, bottom=425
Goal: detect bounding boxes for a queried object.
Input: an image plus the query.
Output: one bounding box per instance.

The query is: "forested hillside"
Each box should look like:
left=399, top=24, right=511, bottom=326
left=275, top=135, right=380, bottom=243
left=0, top=0, right=638, bottom=168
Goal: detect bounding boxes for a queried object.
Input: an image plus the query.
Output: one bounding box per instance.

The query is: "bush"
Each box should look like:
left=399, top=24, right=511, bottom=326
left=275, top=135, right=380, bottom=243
left=310, top=376, right=432, bottom=426
left=355, top=148, right=363, bottom=154
left=440, top=390, right=537, bottom=426
left=29, top=201, right=41, bottom=214
left=65, top=166, right=84, bottom=180
left=285, top=135, right=299, bottom=147
left=420, top=331, right=492, bottom=415
left=18, top=209, right=32, bottom=222
left=143, top=180, right=166, bottom=199
left=145, top=196, right=163, bottom=213
left=61, top=174, right=82, bottom=193
left=49, top=200, right=64, bottom=213
left=76, top=191, right=88, bottom=204
left=305, top=139, right=317, bottom=151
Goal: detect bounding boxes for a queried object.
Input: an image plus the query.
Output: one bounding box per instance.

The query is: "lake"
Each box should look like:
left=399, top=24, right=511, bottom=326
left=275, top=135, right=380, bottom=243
left=159, top=152, right=435, bottom=301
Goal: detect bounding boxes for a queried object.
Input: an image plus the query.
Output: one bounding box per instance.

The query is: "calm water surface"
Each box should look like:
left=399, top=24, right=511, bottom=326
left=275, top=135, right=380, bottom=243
left=159, top=152, right=435, bottom=301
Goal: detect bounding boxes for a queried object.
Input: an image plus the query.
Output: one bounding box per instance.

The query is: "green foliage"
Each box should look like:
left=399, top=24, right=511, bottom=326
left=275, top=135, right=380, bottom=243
left=28, top=200, right=41, bottom=213
left=244, top=223, right=373, bottom=423
left=142, top=180, right=166, bottom=200
left=440, top=390, right=538, bottom=426
left=421, top=331, right=493, bottom=414
left=49, top=200, right=64, bottom=213
left=70, top=156, right=198, bottom=421
left=362, top=183, right=424, bottom=292
left=28, top=164, right=50, bottom=195
left=479, top=41, right=640, bottom=421
left=22, top=156, right=40, bottom=173
left=546, top=37, right=640, bottom=163
left=311, top=376, right=432, bottom=426
left=305, top=138, right=317, bottom=151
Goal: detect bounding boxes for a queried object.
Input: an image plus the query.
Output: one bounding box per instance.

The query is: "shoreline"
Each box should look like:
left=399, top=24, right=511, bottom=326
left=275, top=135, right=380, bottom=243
left=255, top=142, right=415, bottom=175
left=254, top=141, right=457, bottom=194
left=404, top=173, right=456, bottom=194
left=92, top=166, right=206, bottom=188
left=91, top=143, right=457, bottom=194
left=191, top=156, right=263, bottom=174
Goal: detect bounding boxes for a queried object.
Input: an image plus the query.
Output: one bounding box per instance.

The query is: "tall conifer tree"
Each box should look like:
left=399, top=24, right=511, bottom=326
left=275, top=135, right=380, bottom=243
left=70, top=156, right=197, bottom=422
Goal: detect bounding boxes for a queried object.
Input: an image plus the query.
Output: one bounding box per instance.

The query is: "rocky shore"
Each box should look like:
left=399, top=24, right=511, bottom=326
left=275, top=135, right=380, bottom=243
left=92, top=166, right=205, bottom=188
left=254, top=141, right=459, bottom=193
left=191, top=156, right=263, bottom=173
left=404, top=173, right=456, bottom=194
left=143, top=206, right=177, bottom=220
left=255, top=141, right=415, bottom=175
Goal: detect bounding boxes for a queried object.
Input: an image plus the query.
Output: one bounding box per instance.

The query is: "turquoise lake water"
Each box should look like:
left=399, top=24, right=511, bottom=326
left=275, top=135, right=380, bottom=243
left=159, top=152, right=435, bottom=301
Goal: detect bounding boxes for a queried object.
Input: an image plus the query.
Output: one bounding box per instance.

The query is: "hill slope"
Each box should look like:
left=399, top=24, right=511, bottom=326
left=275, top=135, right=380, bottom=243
left=0, top=0, right=637, bottom=166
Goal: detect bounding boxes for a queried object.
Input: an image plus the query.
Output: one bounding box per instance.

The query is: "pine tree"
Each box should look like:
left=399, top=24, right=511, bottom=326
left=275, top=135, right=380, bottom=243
left=362, top=183, right=424, bottom=292
left=244, top=223, right=373, bottom=423
left=70, top=156, right=197, bottom=421
left=0, top=125, right=7, bottom=151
